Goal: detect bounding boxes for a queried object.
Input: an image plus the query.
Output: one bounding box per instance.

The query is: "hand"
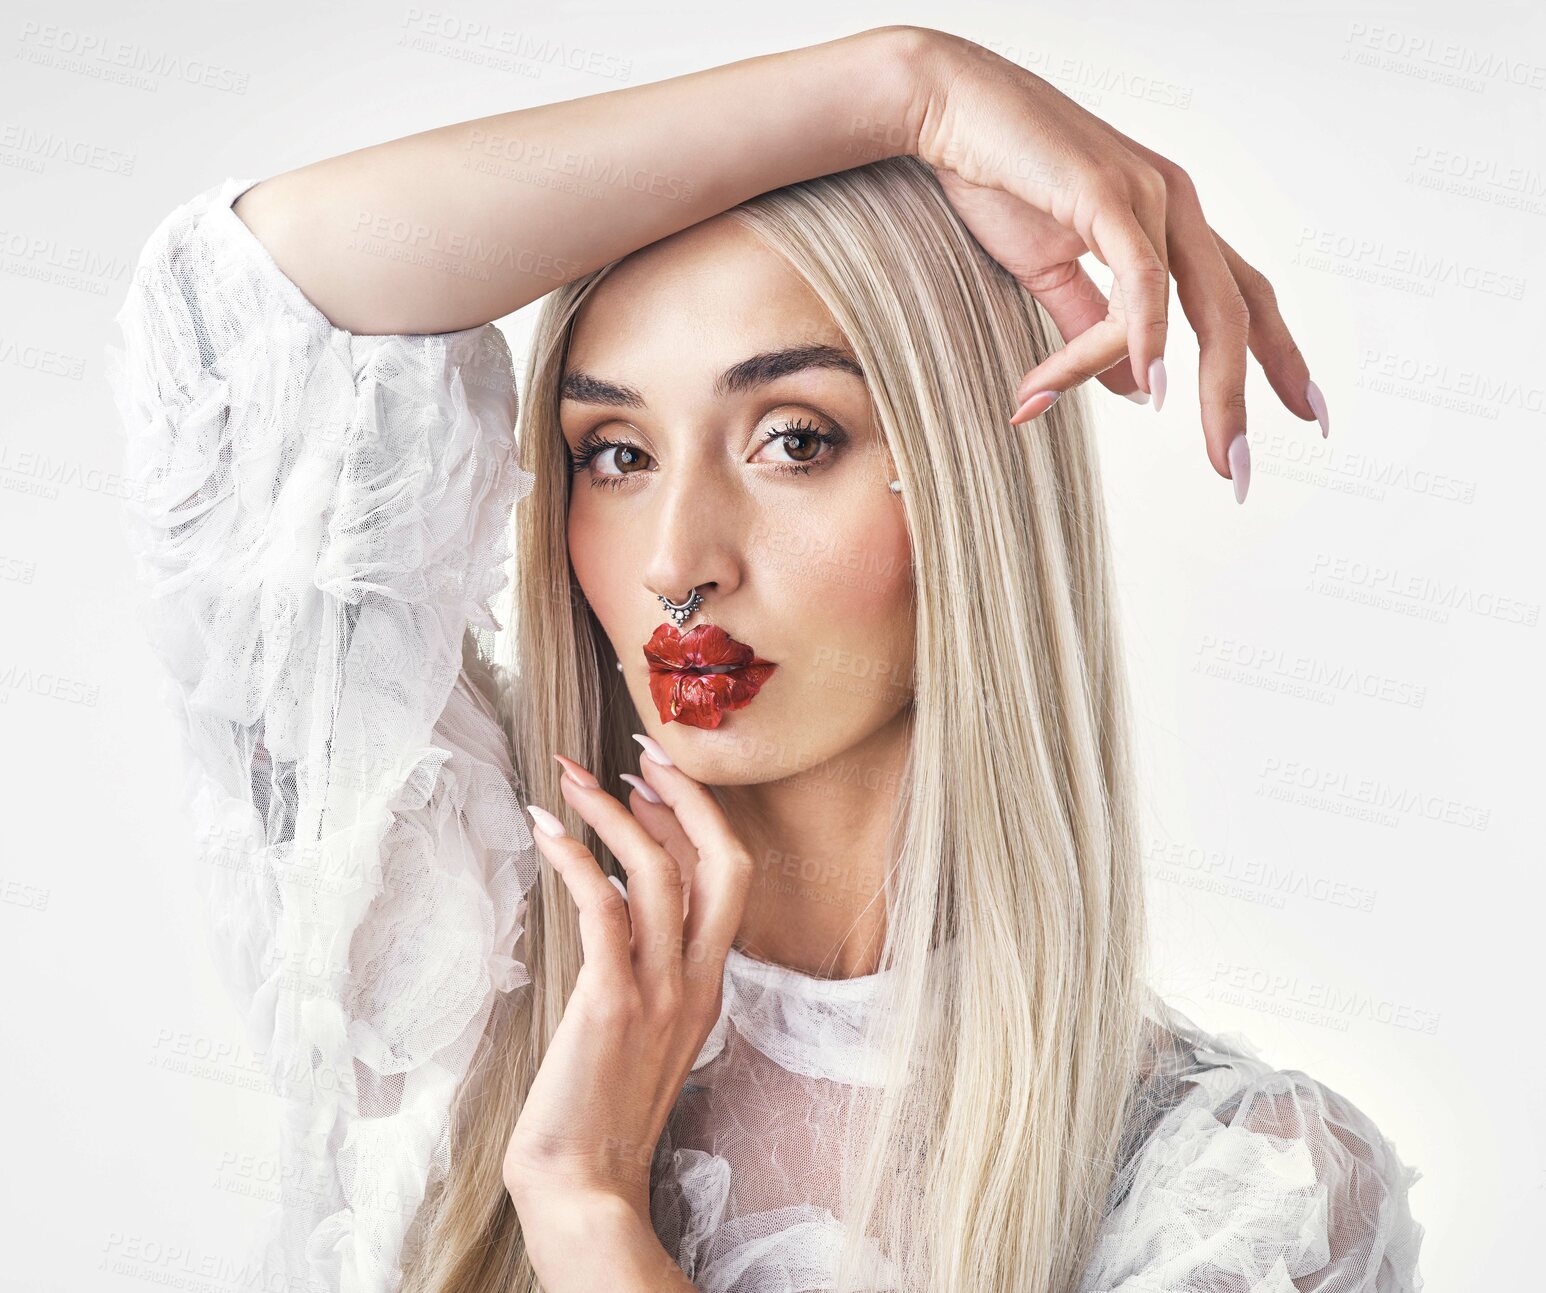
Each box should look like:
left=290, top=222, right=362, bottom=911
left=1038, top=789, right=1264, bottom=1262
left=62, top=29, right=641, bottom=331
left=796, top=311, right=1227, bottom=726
left=915, top=30, right=1324, bottom=489
left=504, top=737, right=754, bottom=1234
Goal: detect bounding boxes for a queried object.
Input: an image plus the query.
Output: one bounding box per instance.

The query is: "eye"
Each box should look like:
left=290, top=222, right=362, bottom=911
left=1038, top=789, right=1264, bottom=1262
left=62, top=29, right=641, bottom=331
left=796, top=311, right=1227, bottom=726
left=752, top=416, right=849, bottom=476
left=568, top=430, right=654, bottom=490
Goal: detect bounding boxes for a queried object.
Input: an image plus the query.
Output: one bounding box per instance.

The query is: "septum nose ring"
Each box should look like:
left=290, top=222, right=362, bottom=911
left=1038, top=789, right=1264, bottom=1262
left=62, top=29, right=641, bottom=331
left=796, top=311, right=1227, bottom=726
left=658, top=586, right=703, bottom=628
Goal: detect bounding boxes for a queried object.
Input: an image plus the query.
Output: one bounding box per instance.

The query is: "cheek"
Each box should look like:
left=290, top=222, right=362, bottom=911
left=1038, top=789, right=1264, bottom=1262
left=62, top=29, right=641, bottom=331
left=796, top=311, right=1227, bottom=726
left=772, top=494, right=914, bottom=689
left=566, top=500, right=630, bottom=635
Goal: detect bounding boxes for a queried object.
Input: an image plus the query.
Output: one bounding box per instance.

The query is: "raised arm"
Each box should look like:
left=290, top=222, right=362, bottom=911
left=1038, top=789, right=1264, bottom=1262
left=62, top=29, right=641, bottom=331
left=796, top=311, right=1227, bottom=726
left=231, top=25, right=942, bottom=335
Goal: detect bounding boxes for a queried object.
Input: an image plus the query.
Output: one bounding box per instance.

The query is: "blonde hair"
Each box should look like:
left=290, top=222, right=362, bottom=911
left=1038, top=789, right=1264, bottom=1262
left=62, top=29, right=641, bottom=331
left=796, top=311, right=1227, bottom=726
left=400, top=154, right=1156, bottom=1293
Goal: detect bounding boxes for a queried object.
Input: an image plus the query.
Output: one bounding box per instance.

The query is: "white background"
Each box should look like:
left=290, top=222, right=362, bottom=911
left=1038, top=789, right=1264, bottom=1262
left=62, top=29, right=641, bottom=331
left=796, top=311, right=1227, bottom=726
left=3, top=2, right=1541, bottom=1288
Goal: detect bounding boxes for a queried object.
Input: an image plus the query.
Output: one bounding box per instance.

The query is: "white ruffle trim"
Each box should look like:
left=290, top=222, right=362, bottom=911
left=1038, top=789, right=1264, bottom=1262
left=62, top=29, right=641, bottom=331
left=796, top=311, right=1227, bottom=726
left=105, top=176, right=539, bottom=1293
left=653, top=1146, right=903, bottom=1292
left=660, top=992, right=1424, bottom=1292
left=1077, top=1002, right=1427, bottom=1292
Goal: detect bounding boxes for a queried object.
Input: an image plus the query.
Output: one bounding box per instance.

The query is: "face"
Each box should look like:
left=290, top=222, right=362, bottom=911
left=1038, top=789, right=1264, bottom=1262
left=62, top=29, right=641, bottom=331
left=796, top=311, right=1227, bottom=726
left=560, top=215, right=915, bottom=786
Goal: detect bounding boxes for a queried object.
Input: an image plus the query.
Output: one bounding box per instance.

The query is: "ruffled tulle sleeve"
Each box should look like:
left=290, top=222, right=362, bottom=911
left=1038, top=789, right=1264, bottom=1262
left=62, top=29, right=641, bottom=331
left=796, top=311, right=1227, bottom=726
left=1082, top=1007, right=1427, bottom=1293
left=104, top=176, right=540, bottom=1293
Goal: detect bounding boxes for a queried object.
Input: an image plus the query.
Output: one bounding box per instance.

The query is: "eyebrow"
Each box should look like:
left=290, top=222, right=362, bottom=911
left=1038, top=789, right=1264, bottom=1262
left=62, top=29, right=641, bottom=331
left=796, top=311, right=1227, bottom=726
left=560, top=343, right=865, bottom=408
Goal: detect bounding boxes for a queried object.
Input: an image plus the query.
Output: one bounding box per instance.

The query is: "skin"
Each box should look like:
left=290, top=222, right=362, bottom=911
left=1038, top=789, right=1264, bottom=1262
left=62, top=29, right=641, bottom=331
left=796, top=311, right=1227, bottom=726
left=229, top=25, right=1333, bottom=1283
left=560, top=214, right=915, bottom=982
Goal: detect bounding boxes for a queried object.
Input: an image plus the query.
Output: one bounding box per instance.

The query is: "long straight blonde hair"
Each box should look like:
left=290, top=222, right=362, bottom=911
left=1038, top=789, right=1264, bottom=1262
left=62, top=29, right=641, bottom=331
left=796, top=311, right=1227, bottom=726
left=400, top=154, right=1156, bottom=1293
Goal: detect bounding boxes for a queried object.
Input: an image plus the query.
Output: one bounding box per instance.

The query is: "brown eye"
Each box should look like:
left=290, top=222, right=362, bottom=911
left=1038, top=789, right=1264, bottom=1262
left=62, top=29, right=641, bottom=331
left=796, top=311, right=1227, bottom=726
left=751, top=416, right=848, bottom=476
left=778, top=432, right=821, bottom=463
left=604, top=444, right=649, bottom=475
left=568, top=431, right=655, bottom=488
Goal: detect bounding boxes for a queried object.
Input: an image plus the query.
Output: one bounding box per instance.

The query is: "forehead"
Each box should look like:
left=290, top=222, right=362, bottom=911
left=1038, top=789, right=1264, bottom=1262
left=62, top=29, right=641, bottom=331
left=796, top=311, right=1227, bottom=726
left=565, top=215, right=849, bottom=375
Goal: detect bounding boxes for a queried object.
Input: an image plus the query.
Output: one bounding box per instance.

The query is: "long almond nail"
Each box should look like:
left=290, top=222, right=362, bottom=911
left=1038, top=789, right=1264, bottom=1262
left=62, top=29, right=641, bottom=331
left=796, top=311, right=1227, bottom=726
left=619, top=772, right=663, bottom=804
left=553, top=752, right=599, bottom=788
left=631, top=732, right=675, bottom=767
left=526, top=804, right=567, bottom=838
left=1148, top=358, right=1167, bottom=413
left=1228, top=434, right=1251, bottom=504
left=1010, top=390, right=1060, bottom=425
left=1305, top=379, right=1330, bottom=439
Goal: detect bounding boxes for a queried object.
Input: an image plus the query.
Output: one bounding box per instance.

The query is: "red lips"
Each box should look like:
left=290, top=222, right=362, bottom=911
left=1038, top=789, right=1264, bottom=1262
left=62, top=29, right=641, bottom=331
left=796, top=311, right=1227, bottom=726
left=643, top=623, right=777, bottom=730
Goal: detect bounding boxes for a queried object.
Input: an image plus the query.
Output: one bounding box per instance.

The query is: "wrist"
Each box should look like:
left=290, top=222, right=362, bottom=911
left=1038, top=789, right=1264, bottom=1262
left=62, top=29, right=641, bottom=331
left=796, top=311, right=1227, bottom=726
left=841, top=25, right=964, bottom=167
left=516, top=1190, right=691, bottom=1293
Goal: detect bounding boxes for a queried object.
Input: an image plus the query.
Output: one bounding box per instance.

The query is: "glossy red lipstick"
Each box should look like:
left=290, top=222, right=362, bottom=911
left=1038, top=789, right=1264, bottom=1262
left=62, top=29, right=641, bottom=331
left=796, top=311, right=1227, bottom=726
left=643, top=623, right=776, bottom=730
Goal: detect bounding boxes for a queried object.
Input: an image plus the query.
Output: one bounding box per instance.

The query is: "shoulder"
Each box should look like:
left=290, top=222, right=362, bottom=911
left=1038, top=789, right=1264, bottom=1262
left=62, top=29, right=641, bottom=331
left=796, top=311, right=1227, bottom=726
left=1085, top=1000, right=1426, bottom=1292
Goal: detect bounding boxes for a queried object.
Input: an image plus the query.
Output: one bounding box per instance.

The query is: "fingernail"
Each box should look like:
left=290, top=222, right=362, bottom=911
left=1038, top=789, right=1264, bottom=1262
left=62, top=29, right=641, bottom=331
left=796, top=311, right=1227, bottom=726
left=607, top=874, right=630, bottom=902
left=619, top=771, right=663, bottom=804
left=1148, top=358, right=1167, bottom=413
left=553, top=752, right=600, bottom=788
left=1228, top=434, right=1251, bottom=504
left=526, top=804, right=568, bottom=838
left=1124, top=389, right=1151, bottom=405
left=1010, top=390, right=1060, bottom=425
left=631, top=732, right=675, bottom=767
left=1305, top=378, right=1330, bottom=439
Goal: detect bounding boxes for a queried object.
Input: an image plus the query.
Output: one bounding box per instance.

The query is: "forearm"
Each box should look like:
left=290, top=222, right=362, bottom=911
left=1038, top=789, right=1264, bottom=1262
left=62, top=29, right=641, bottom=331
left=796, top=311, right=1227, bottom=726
left=517, top=1192, right=696, bottom=1293
left=233, top=25, right=949, bottom=335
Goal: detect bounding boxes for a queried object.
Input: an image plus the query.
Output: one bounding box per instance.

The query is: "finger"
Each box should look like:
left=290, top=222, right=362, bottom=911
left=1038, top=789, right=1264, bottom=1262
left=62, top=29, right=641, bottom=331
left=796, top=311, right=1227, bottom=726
left=525, top=804, right=634, bottom=992
left=618, top=770, right=698, bottom=921
left=1094, top=132, right=1174, bottom=293
left=554, top=754, right=685, bottom=988
left=1136, top=180, right=1170, bottom=287
left=1012, top=261, right=1143, bottom=401
left=1124, top=161, right=1171, bottom=331
left=631, top=734, right=754, bottom=994
left=1082, top=185, right=1170, bottom=397
left=1213, top=231, right=1322, bottom=433
left=1010, top=317, right=1132, bottom=422
left=1165, top=182, right=1252, bottom=483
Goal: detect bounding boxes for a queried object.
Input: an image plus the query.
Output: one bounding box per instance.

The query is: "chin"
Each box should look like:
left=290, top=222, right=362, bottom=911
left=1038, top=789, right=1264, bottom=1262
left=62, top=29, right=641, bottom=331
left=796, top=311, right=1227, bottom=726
left=646, top=702, right=831, bottom=787
left=650, top=708, right=781, bottom=782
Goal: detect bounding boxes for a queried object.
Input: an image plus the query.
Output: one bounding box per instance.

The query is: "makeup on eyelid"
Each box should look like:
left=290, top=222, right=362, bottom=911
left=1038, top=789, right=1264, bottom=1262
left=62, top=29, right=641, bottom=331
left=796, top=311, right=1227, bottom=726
left=568, top=416, right=850, bottom=487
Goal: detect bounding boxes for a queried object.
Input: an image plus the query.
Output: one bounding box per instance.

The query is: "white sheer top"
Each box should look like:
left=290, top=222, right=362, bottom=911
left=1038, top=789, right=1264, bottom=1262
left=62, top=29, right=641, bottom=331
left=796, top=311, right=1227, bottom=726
left=106, top=176, right=1427, bottom=1293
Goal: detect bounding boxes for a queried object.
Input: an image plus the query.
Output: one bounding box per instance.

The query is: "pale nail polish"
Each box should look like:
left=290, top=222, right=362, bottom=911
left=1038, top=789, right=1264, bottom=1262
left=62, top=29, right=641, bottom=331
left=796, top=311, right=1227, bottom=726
left=1228, top=434, right=1251, bottom=504
left=619, top=772, right=663, bottom=804
left=1148, top=358, right=1167, bottom=413
left=553, top=752, right=599, bottom=788
left=1124, top=389, right=1151, bottom=405
left=526, top=804, right=567, bottom=838
left=1010, top=390, right=1060, bottom=424
left=1305, top=379, right=1330, bottom=439
left=607, top=874, right=630, bottom=903
left=631, top=732, right=675, bottom=767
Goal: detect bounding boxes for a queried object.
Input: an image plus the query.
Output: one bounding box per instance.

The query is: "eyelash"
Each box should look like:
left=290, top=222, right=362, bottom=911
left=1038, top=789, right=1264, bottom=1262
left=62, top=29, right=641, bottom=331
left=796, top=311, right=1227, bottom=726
left=567, top=417, right=848, bottom=491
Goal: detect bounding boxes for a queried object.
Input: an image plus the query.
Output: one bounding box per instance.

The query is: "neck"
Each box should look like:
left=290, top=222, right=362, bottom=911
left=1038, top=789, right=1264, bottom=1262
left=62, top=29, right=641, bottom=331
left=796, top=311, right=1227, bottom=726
left=714, top=709, right=909, bottom=981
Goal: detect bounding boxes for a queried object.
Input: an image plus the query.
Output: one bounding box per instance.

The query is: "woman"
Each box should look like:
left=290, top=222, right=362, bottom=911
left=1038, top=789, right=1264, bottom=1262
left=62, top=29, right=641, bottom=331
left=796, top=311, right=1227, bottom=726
left=105, top=25, right=1422, bottom=1293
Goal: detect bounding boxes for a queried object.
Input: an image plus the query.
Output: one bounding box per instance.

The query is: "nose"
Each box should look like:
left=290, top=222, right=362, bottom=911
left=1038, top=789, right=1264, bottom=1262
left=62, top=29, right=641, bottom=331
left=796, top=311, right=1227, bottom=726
left=641, top=461, right=741, bottom=617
